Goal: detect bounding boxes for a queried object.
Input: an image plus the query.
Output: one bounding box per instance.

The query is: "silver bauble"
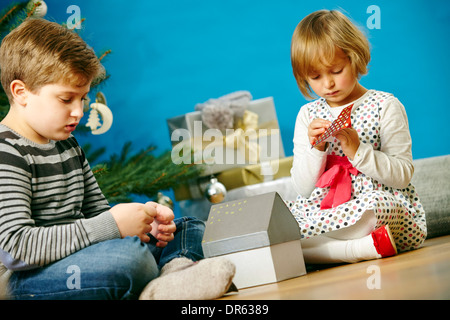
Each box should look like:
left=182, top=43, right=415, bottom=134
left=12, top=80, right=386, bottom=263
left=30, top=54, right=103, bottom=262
left=29, top=0, right=47, bottom=18
left=204, top=177, right=226, bottom=203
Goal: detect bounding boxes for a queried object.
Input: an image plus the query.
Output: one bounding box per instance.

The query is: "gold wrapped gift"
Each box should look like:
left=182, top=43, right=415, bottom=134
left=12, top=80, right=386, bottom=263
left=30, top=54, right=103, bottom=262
left=216, top=156, right=293, bottom=190
left=173, top=157, right=293, bottom=201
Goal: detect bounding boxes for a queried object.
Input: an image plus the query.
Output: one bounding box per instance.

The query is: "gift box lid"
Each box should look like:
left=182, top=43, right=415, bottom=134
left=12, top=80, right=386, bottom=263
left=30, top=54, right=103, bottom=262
left=202, top=191, right=301, bottom=257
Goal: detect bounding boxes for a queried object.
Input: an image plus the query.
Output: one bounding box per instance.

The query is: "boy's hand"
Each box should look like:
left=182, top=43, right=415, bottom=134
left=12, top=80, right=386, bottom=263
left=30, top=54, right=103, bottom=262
left=334, top=127, right=360, bottom=160
left=308, top=118, right=331, bottom=151
left=110, top=202, right=157, bottom=242
left=150, top=202, right=176, bottom=248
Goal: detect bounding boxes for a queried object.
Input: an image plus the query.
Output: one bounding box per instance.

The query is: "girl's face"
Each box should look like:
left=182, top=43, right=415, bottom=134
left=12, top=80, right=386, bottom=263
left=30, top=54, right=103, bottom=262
left=307, top=48, right=365, bottom=107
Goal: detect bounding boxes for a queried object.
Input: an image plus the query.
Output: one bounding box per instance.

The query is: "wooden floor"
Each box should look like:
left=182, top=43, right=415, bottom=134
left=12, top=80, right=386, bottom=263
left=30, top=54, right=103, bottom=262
left=220, top=235, right=450, bottom=300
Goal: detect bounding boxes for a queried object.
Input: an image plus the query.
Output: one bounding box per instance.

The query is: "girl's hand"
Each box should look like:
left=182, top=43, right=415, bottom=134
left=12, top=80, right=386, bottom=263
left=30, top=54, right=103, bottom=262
left=334, top=128, right=360, bottom=160
left=308, top=118, right=331, bottom=151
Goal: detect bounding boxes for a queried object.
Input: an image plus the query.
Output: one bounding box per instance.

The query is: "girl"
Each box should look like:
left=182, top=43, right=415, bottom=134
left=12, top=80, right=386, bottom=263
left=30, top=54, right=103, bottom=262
left=289, top=10, right=426, bottom=264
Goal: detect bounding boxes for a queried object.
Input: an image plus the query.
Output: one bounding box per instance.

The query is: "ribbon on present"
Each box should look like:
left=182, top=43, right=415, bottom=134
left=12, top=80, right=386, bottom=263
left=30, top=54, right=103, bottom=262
left=316, top=155, right=359, bottom=210
left=224, top=110, right=260, bottom=163
left=197, top=110, right=278, bottom=164
left=223, top=128, right=260, bottom=163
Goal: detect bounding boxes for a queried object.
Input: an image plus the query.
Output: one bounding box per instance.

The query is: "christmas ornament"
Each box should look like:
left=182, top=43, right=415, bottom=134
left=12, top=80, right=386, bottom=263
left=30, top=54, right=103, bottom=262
left=85, top=92, right=113, bottom=135
left=157, top=192, right=174, bottom=210
left=28, top=0, right=47, bottom=18
left=312, top=103, right=353, bottom=148
left=204, top=176, right=227, bottom=204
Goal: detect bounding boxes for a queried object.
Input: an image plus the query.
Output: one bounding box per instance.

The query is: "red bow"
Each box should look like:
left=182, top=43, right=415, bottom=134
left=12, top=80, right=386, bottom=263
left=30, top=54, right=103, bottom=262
left=316, top=155, right=359, bottom=210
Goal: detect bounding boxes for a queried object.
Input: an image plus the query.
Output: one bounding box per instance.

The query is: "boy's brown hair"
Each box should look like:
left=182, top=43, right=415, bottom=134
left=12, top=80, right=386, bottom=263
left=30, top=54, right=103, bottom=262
left=291, top=10, right=371, bottom=99
left=0, top=18, right=104, bottom=102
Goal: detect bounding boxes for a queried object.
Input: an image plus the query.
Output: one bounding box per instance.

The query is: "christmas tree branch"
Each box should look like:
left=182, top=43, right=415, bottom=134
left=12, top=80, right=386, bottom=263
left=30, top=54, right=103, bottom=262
left=98, top=49, right=112, bottom=62
left=26, top=1, right=40, bottom=18
left=89, top=142, right=202, bottom=204
left=0, top=2, right=27, bottom=35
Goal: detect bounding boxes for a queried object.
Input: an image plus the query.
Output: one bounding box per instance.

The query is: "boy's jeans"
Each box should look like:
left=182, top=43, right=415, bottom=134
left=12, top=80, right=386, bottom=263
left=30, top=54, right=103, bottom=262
left=7, top=216, right=205, bottom=300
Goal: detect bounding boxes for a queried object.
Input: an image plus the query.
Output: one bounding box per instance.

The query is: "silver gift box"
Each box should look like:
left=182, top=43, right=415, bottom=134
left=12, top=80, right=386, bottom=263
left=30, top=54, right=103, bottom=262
left=202, top=192, right=306, bottom=289
left=167, top=97, right=285, bottom=175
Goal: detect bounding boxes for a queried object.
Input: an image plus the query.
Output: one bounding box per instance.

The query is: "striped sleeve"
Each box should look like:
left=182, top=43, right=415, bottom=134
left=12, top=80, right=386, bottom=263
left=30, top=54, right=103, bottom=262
left=78, top=153, right=121, bottom=244
left=0, top=136, right=120, bottom=271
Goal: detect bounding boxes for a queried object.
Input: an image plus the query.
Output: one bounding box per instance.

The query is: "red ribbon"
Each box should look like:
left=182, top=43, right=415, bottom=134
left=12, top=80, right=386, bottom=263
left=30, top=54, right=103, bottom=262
left=316, top=155, right=359, bottom=210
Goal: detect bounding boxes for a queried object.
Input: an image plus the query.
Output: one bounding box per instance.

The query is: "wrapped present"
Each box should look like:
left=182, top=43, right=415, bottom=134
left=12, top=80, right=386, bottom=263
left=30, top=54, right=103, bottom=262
left=172, top=156, right=293, bottom=201
left=167, top=96, right=285, bottom=175
left=202, top=192, right=306, bottom=289
left=177, top=176, right=298, bottom=221
left=216, top=156, right=292, bottom=191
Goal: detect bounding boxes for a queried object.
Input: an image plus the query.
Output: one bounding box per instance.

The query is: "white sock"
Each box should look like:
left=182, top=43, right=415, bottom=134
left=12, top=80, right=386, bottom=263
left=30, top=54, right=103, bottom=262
left=345, top=234, right=381, bottom=263
left=301, top=234, right=380, bottom=264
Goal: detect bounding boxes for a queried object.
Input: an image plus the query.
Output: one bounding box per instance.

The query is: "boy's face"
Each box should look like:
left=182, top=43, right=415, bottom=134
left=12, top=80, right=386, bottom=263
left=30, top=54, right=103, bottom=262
left=306, top=49, right=361, bottom=107
left=19, top=82, right=90, bottom=144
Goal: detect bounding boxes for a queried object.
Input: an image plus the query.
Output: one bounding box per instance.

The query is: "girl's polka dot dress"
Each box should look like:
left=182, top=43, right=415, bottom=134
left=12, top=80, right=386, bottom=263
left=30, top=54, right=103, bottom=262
left=288, top=90, right=427, bottom=252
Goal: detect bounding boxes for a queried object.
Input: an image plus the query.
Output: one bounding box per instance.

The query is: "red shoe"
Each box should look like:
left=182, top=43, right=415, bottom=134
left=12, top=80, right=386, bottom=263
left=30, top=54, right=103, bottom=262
left=371, top=225, right=398, bottom=258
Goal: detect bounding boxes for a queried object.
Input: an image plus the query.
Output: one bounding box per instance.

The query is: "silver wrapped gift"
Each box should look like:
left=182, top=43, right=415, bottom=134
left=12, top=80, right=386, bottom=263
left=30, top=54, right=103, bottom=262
left=167, top=97, right=285, bottom=175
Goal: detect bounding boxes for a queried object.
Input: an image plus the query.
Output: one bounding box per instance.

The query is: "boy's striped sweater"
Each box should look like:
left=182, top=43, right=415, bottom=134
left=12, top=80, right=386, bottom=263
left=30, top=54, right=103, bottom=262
left=0, top=124, right=120, bottom=286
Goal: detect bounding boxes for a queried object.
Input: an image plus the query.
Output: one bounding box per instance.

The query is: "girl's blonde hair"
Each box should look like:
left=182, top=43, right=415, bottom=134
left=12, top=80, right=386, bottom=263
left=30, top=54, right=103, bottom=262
left=291, top=10, right=370, bottom=99
left=0, top=18, right=104, bottom=102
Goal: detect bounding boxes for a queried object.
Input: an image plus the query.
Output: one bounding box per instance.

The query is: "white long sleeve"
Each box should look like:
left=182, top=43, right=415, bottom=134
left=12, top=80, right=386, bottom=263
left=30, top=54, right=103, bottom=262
left=290, top=94, right=414, bottom=197
left=290, top=105, right=328, bottom=197
left=349, top=97, right=413, bottom=189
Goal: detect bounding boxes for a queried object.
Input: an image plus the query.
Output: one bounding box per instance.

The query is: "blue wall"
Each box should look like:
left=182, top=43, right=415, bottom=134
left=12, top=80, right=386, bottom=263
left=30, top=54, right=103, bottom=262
left=2, top=0, right=450, bottom=161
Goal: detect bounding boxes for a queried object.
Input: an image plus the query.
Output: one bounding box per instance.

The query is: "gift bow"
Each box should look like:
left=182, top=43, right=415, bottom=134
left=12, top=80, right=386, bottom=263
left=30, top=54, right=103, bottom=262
left=224, top=110, right=260, bottom=162
left=190, top=110, right=278, bottom=164
left=316, top=155, right=359, bottom=210
left=224, top=128, right=260, bottom=163
left=207, top=110, right=277, bottom=163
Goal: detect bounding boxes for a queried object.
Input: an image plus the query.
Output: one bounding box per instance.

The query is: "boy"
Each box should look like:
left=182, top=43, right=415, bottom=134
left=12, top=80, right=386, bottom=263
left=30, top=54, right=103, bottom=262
left=0, top=18, right=234, bottom=300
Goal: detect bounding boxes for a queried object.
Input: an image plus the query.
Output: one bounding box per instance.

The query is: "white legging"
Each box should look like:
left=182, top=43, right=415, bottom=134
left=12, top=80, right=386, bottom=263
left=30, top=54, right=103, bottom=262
left=300, top=210, right=380, bottom=264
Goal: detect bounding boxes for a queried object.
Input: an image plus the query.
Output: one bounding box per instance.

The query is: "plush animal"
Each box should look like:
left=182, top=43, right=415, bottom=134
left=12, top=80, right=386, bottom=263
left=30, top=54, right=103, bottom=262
left=195, top=91, right=252, bottom=132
